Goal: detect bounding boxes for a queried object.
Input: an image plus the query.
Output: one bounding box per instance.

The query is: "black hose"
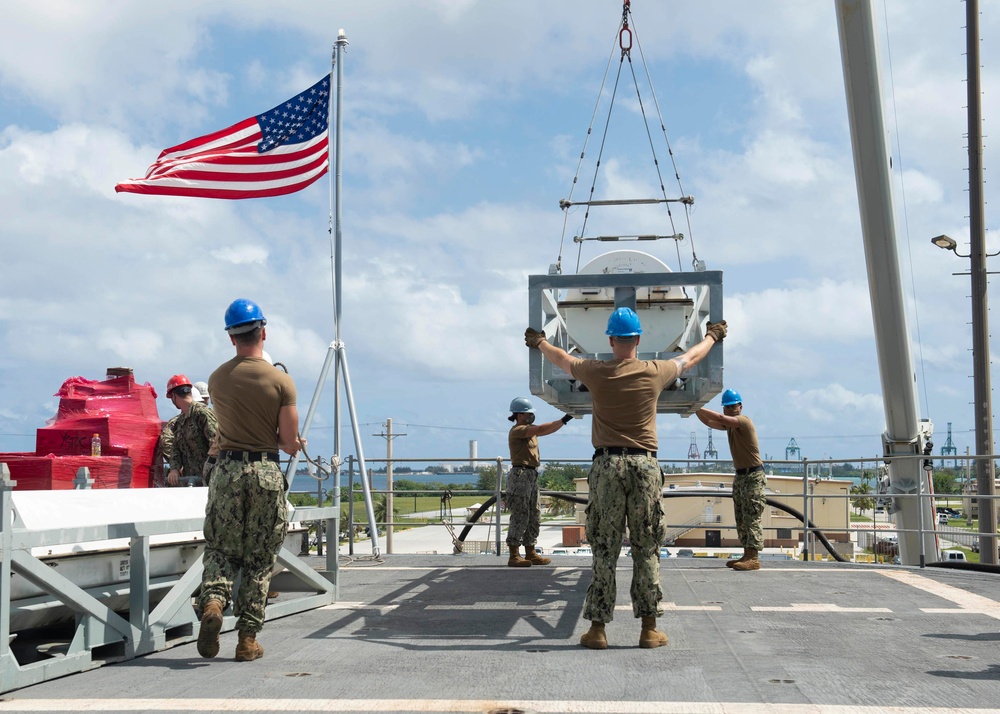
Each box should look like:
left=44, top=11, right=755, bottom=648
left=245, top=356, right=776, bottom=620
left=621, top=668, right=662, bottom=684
left=456, top=489, right=848, bottom=562
left=926, top=560, right=1000, bottom=574
left=457, top=489, right=1000, bottom=572
left=457, top=496, right=501, bottom=544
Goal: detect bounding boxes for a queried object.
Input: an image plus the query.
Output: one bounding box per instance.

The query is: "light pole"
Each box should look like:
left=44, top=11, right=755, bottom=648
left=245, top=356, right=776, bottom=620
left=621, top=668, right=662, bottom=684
left=931, top=233, right=998, bottom=564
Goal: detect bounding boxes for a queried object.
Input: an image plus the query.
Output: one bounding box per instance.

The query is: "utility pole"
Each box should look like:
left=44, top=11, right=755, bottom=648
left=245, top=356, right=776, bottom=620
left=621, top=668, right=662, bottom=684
left=966, top=0, right=998, bottom=564
left=374, top=418, right=406, bottom=554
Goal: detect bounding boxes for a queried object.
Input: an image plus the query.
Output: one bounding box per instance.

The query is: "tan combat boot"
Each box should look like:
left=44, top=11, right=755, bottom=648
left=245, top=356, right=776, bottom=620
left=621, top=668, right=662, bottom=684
left=731, top=547, right=760, bottom=571
left=639, top=616, right=669, bottom=648
left=524, top=545, right=551, bottom=565
left=508, top=545, right=532, bottom=567
left=196, top=599, right=224, bottom=658
left=726, top=550, right=751, bottom=568
left=579, top=621, right=608, bottom=650
left=235, top=630, right=264, bottom=661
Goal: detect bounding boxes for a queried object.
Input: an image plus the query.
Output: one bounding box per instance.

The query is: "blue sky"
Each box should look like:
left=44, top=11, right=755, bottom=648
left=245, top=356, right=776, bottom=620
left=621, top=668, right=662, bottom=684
left=1, top=1, right=999, bottom=471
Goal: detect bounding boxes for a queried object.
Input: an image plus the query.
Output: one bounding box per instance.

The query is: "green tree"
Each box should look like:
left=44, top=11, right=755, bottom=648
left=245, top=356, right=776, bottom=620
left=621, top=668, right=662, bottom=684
left=539, top=462, right=587, bottom=492
left=289, top=493, right=318, bottom=507
left=933, top=470, right=958, bottom=495
left=546, top=494, right=578, bottom=517
left=477, top=465, right=498, bottom=492
left=850, top=482, right=875, bottom=514
left=849, top=470, right=876, bottom=514
left=373, top=494, right=398, bottom=526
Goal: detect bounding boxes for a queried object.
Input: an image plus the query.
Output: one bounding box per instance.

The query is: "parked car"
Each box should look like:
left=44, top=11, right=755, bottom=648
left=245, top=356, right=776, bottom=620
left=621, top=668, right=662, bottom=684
left=938, top=513, right=949, bottom=525
left=659, top=547, right=671, bottom=559
left=941, top=549, right=967, bottom=562
left=971, top=539, right=980, bottom=553
left=676, top=549, right=694, bottom=558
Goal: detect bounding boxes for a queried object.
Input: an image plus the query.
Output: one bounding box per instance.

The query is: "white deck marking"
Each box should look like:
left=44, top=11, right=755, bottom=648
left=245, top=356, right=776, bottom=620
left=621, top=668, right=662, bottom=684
left=880, top=570, right=1000, bottom=619
left=318, top=602, right=398, bottom=613
left=0, top=700, right=987, bottom=713
left=615, top=602, right=723, bottom=611
left=751, top=603, right=892, bottom=613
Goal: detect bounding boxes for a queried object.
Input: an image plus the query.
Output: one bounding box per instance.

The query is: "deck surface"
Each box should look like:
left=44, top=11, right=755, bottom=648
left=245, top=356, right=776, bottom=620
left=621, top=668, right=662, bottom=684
left=3, top=555, right=1000, bottom=713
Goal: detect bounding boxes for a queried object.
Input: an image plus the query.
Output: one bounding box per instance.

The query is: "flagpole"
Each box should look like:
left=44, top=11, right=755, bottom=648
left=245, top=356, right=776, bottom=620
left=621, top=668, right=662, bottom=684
left=328, top=30, right=380, bottom=557
left=330, top=33, right=344, bottom=468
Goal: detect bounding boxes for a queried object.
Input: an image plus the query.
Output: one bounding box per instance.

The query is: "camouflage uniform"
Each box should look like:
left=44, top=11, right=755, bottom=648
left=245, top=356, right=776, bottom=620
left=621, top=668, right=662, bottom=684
left=725, top=414, right=765, bottom=550
left=153, top=415, right=180, bottom=488
left=583, top=453, right=665, bottom=623
left=199, top=455, right=288, bottom=634
left=169, top=402, right=218, bottom=487
left=733, top=467, right=766, bottom=550
left=505, top=466, right=541, bottom=549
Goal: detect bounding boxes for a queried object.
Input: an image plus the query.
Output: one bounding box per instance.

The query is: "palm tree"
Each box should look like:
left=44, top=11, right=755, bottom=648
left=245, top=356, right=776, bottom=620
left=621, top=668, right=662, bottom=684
left=373, top=494, right=398, bottom=529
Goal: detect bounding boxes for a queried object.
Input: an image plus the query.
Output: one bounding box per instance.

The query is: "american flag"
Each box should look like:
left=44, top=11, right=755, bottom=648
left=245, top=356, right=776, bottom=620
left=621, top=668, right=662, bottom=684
left=115, top=77, right=330, bottom=200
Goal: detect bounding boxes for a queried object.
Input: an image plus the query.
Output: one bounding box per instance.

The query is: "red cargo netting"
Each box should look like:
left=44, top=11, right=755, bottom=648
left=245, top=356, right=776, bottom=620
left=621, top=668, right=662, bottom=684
left=0, top=371, right=163, bottom=490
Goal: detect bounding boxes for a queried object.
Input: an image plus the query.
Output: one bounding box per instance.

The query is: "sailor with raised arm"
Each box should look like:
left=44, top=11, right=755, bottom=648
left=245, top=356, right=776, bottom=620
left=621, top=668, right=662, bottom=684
left=525, top=307, right=726, bottom=649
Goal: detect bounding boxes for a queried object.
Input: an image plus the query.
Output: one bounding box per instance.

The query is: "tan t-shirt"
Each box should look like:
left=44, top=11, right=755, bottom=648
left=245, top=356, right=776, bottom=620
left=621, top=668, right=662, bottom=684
left=726, top=415, right=761, bottom=470
left=508, top=424, right=540, bottom=467
left=570, top=358, right=679, bottom=451
left=209, top=356, right=296, bottom=452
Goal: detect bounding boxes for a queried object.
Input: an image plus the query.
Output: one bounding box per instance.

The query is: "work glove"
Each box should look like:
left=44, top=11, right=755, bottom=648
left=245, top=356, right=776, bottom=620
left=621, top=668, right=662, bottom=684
left=706, top=320, right=727, bottom=343
left=524, top=327, right=546, bottom=349
left=560, top=414, right=573, bottom=424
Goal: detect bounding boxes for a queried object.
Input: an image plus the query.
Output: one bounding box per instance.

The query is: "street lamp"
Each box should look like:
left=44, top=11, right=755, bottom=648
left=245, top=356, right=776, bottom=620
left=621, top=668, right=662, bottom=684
left=931, top=234, right=958, bottom=252
left=931, top=233, right=1000, bottom=258
left=932, top=232, right=999, bottom=564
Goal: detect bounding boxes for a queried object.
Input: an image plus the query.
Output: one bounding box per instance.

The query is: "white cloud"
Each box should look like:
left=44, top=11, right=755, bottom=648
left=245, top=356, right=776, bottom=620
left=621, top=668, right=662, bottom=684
left=210, top=245, right=269, bottom=265
left=96, top=328, right=165, bottom=361
left=0, top=1, right=994, bottom=464
left=787, top=383, right=885, bottom=428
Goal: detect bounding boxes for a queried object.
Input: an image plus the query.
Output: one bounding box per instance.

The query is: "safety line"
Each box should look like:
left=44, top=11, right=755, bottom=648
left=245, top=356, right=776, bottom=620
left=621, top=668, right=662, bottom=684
left=0, top=699, right=988, bottom=713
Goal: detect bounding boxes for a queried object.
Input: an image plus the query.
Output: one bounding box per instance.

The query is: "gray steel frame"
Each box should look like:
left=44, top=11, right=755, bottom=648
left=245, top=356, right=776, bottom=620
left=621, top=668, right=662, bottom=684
left=0, top=466, right=338, bottom=694
left=527, top=270, right=724, bottom=416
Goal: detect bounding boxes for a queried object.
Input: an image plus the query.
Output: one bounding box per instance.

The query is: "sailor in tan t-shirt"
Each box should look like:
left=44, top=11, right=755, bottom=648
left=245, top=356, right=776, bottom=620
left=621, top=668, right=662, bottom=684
left=506, top=396, right=573, bottom=567
left=196, top=298, right=304, bottom=664
left=696, top=389, right=766, bottom=571
left=525, top=307, right=726, bottom=650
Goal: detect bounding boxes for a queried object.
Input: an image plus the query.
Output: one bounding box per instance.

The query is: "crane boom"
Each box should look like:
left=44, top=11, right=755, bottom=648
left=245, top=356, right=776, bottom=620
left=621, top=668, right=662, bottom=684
left=835, top=0, right=937, bottom=565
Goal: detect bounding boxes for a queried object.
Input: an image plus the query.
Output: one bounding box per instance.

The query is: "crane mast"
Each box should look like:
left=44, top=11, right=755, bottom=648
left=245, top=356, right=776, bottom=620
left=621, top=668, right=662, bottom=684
left=835, top=0, right=937, bottom=565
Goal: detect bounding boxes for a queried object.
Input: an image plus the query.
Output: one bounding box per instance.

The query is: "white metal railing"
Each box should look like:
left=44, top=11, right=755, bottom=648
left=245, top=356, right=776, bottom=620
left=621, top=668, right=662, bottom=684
left=313, top=452, right=999, bottom=568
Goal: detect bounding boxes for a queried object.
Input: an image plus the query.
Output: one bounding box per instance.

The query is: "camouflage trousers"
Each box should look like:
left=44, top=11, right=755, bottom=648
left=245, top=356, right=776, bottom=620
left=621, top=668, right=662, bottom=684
left=505, top=466, right=540, bottom=548
left=733, top=467, right=766, bottom=550
left=583, top=454, right=665, bottom=623
left=198, top=456, right=288, bottom=634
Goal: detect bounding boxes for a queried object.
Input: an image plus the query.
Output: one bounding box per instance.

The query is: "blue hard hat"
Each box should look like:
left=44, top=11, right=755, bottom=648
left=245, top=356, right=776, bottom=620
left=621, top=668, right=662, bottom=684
left=224, top=298, right=267, bottom=334
left=721, top=389, right=742, bottom=406
left=605, top=307, right=643, bottom=337
left=509, top=397, right=535, bottom=414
